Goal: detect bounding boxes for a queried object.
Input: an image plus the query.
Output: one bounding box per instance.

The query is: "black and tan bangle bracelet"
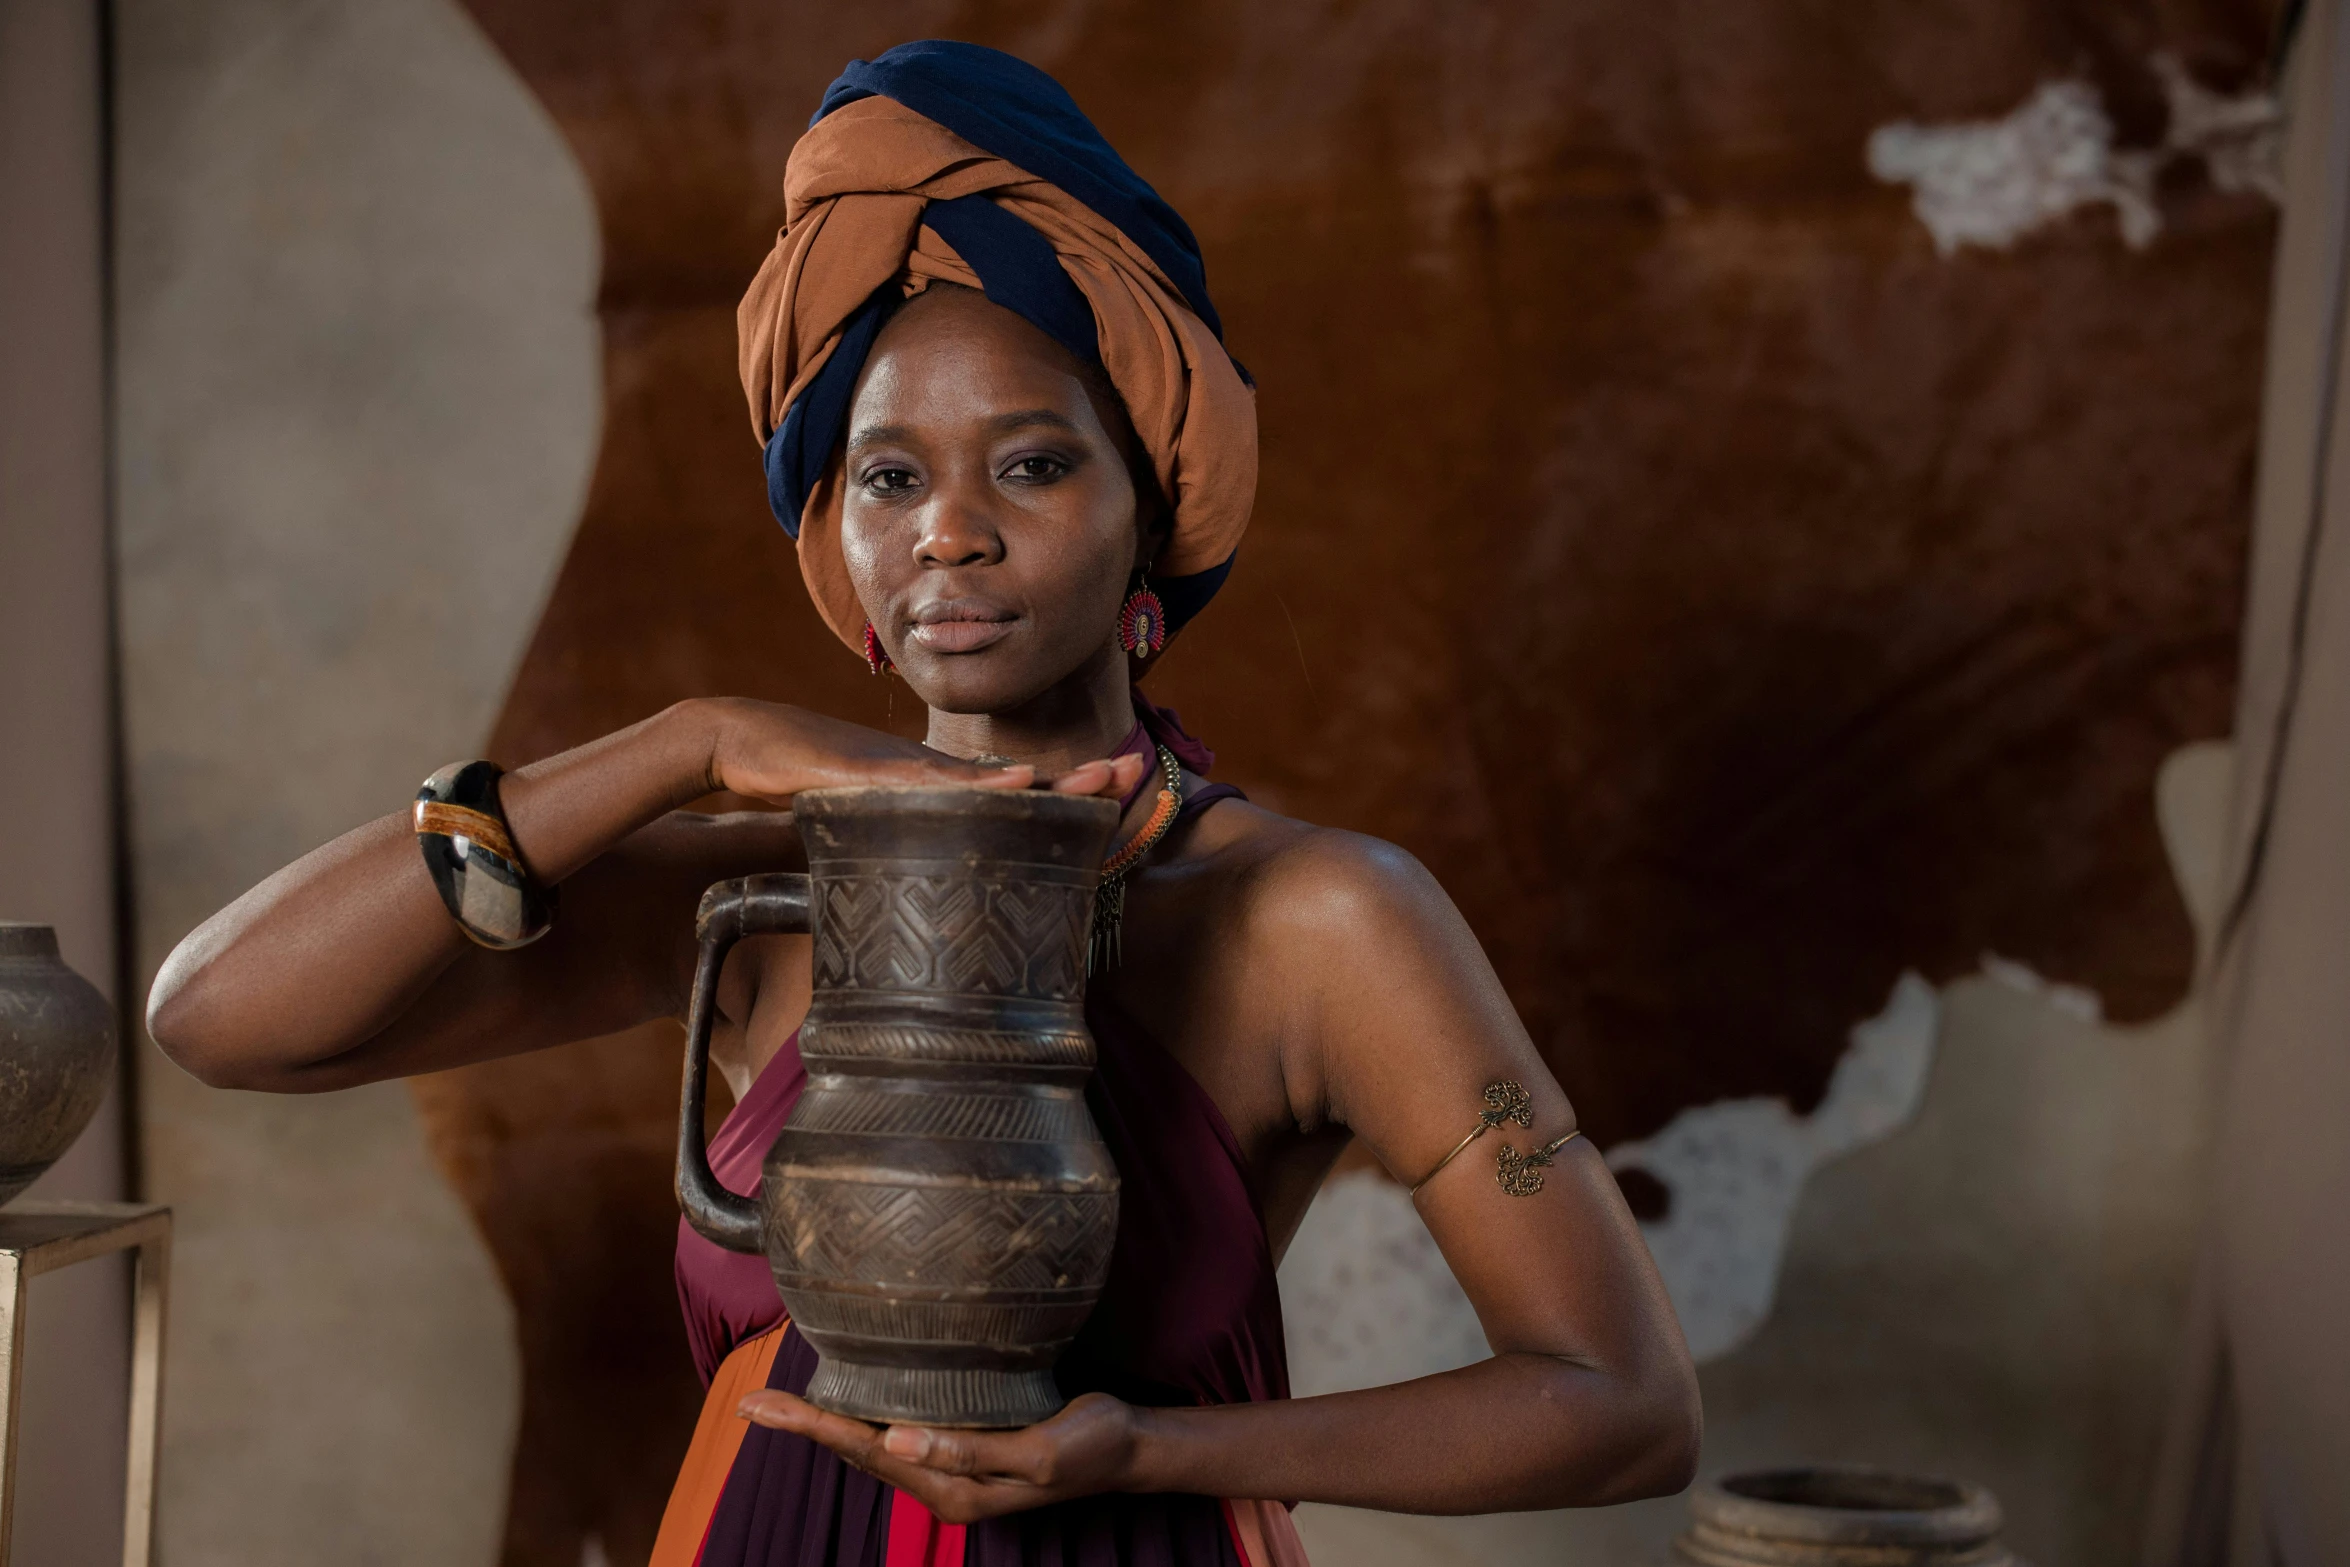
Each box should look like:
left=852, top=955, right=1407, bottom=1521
left=414, top=760, right=556, bottom=950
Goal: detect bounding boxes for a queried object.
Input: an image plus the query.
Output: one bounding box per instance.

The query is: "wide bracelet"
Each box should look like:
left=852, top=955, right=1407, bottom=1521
left=414, top=761, right=555, bottom=950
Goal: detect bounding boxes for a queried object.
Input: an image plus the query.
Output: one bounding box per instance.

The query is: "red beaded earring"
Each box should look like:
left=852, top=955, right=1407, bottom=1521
left=862, top=621, right=892, bottom=676
left=1118, top=576, right=1167, bottom=659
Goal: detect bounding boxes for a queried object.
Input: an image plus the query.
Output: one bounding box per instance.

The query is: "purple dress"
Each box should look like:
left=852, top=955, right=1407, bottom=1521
left=673, top=734, right=1285, bottom=1567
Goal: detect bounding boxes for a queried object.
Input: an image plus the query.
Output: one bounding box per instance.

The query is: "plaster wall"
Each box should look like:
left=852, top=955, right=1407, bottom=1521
left=0, top=4, right=130, bottom=1561
left=112, top=0, right=595, bottom=1560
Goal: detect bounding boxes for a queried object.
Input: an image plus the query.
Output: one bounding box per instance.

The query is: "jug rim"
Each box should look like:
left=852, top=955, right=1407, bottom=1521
left=792, top=786, right=1120, bottom=824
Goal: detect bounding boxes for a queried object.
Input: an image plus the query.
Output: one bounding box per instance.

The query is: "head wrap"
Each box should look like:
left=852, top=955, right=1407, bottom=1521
left=737, top=41, right=1256, bottom=653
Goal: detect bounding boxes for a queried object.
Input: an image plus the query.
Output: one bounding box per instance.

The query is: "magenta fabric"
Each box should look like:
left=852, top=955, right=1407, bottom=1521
left=677, top=1030, right=808, bottom=1384
left=1045, top=994, right=1287, bottom=1411
left=1132, top=692, right=1216, bottom=775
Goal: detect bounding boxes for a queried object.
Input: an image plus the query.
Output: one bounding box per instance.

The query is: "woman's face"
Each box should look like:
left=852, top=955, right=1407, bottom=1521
left=840, top=285, right=1146, bottom=715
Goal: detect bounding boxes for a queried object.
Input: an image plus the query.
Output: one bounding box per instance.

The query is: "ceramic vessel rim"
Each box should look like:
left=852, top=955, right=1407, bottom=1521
left=793, top=786, right=1120, bottom=825
left=0, top=923, right=60, bottom=958
left=1690, top=1465, right=2002, bottom=1543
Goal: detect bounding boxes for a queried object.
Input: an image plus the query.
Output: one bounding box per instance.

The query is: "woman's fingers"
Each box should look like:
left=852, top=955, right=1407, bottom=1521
left=1049, top=753, right=1149, bottom=799
left=876, top=753, right=1034, bottom=790
left=738, top=1393, right=919, bottom=1482
left=1049, top=759, right=1116, bottom=796
left=738, top=1391, right=870, bottom=1452
left=880, top=1424, right=1048, bottom=1481
left=705, top=700, right=1165, bottom=802
left=705, top=698, right=1047, bottom=803
left=736, top=1394, right=1041, bottom=1523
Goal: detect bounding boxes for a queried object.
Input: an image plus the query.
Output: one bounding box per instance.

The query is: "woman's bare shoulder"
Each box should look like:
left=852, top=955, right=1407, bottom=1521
left=1170, top=791, right=1518, bottom=1136
left=1178, top=791, right=1446, bottom=939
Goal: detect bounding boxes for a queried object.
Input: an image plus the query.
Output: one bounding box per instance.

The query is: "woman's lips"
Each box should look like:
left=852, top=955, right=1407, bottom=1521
left=905, top=611, right=1016, bottom=654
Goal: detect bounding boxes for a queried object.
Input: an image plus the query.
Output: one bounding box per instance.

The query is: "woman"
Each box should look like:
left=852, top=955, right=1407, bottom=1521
left=150, top=39, right=1698, bottom=1567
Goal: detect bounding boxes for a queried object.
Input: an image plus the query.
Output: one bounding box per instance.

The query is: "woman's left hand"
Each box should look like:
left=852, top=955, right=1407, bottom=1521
left=738, top=1389, right=1145, bottom=1523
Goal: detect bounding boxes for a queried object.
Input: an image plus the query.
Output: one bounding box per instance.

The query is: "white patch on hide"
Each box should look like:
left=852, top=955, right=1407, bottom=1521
left=1867, top=59, right=2278, bottom=256
left=1606, top=972, right=1940, bottom=1359
left=2153, top=54, right=2284, bottom=203
left=1867, top=81, right=2160, bottom=253
left=1981, top=951, right=2105, bottom=1022
left=1276, top=973, right=1943, bottom=1388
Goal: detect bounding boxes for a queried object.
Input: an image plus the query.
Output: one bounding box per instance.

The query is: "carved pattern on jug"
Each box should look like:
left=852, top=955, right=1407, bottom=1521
left=813, top=863, right=1092, bottom=1000
left=768, top=1180, right=1117, bottom=1293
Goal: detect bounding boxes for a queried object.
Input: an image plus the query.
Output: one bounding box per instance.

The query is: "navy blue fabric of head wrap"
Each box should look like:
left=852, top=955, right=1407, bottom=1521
left=814, top=41, right=1224, bottom=340
left=761, top=40, right=1242, bottom=632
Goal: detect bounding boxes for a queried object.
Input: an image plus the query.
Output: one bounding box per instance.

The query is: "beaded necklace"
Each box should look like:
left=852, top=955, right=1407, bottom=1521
left=1088, top=744, right=1183, bottom=974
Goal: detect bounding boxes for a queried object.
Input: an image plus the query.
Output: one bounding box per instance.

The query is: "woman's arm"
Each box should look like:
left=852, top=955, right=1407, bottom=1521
left=749, top=830, right=1699, bottom=1518
left=148, top=699, right=1129, bottom=1094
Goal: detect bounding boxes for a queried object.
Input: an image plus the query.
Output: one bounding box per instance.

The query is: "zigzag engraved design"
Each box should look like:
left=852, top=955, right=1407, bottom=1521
left=807, top=870, right=1093, bottom=999
left=789, top=1086, right=1097, bottom=1143
left=992, top=878, right=1091, bottom=995
left=780, top=1290, right=1095, bottom=1347
left=804, top=1358, right=1063, bottom=1428
left=812, top=879, right=885, bottom=989
left=800, top=1023, right=1094, bottom=1069
left=767, top=1182, right=1117, bottom=1293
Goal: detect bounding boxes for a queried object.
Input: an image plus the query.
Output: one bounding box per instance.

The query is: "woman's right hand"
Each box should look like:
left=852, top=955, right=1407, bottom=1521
left=699, top=697, right=1145, bottom=804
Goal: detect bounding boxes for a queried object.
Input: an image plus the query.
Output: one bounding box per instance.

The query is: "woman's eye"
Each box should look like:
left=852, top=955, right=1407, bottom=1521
left=1004, top=455, right=1069, bottom=483
left=865, top=466, right=919, bottom=494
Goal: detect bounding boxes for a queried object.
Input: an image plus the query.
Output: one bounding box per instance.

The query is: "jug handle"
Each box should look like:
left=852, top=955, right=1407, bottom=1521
left=676, top=872, right=811, bottom=1253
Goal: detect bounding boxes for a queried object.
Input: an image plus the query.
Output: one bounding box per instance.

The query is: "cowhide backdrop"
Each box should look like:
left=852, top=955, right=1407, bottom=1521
left=411, top=2, right=2280, bottom=1560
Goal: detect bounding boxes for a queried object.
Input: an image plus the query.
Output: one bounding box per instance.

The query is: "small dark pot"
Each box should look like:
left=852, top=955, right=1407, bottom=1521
left=1678, top=1466, right=2015, bottom=1567
left=0, top=924, right=117, bottom=1205
left=676, top=787, right=1122, bottom=1429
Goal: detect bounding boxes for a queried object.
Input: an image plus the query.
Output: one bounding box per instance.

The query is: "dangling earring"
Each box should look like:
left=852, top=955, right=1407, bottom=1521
left=1118, top=573, right=1167, bottom=660
left=862, top=621, right=893, bottom=676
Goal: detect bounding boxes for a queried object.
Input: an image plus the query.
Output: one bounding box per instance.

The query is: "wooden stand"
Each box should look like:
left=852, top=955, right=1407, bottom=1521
left=0, top=1202, right=170, bottom=1567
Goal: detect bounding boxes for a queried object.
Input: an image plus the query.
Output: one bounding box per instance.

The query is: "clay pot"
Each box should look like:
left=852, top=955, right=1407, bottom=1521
left=676, top=786, right=1122, bottom=1428
left=0, top=923, right=117, bottom=1206
left=1677, top=1466, right=2015, bottom=1567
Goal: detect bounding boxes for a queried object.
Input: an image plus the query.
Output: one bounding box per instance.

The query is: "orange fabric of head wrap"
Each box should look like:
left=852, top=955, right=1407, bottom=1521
left=736, top=95, right=1257, bottom=651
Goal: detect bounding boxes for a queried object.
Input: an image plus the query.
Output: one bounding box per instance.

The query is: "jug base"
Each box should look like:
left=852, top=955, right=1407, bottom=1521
left=805, top=1356, right=1066, bottom=1429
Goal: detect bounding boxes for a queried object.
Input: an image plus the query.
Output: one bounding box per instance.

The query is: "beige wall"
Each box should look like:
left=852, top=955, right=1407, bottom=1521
left=0, top=3, right=132, bottom=1562
left=2184, top=0, right=2350, bottom=1554
left=113, top=0, right=595, bottom=1560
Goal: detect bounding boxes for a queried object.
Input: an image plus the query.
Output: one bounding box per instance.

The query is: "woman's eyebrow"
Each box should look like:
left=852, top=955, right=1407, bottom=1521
left=850, top=410, right=1081, bottom=451
left=847, top=422, right=914, bottom=451
left=988, top=409, right=1083, bottom=435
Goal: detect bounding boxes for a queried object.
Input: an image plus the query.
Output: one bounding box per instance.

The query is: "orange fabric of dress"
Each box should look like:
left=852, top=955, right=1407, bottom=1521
left=651, top=1326, right=790, bottom=1567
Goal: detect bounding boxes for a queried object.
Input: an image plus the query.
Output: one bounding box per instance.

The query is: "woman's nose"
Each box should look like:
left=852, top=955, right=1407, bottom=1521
left=912, top=481, right=1005, bottom=569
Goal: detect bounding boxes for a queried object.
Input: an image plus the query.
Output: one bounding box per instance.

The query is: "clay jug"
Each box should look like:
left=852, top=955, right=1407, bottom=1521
left=0, top=924, right=117, bottom=1205
left=676, top=786, right=1122, bottom=1428
left=1677, top=1466, right=2014, bottom=1567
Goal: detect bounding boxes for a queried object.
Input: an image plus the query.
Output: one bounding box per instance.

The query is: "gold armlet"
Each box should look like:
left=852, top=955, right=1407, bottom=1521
left=1409, top=1079, right=1534, bottom=1196
left=1494, top=1130, right=1584, bottom=1197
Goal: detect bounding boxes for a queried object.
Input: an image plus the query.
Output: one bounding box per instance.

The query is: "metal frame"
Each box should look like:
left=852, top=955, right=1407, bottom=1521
left=0, top=1202, right=170, bottom=1567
